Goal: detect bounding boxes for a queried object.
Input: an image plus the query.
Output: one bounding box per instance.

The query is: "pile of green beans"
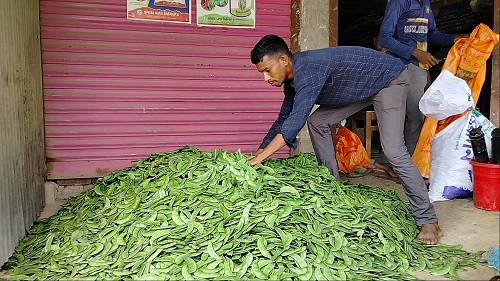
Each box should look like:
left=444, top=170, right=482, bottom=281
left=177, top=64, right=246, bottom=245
left=4, top=147, right=485, bottom=280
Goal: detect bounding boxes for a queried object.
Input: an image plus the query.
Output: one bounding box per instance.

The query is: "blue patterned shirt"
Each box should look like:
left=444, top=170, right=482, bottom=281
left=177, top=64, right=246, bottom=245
left=378, top=0, right=455, bottom=66
left=260, top=46, right=405, bottom=149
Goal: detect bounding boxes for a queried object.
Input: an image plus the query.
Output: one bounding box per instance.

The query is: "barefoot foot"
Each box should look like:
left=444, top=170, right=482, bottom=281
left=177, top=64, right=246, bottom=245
left=374, top=161, right=398, bottom=178
left=416, top=223, right=443, bottom=244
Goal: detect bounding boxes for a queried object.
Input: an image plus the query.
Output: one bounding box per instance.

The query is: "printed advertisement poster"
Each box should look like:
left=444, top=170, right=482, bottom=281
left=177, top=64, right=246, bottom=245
left=197, top=0, right=255, bottom=28
left=127, top=0, right=191, bottom=24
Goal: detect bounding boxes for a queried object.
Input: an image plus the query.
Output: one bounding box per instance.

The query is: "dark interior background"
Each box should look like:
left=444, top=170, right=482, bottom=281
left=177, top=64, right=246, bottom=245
left=338, top=0, right=494, bottom=154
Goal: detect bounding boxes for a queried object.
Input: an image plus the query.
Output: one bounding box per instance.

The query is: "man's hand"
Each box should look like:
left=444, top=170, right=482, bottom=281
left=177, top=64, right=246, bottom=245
left=412, top=49, right=439, bottom=69
left=248, top=148, right=265, bottom=165
left=248, top=134, right=287, bottom=166
left=249, top=155, right=264, bottom=166
left=254, top=148, right=264, bottom=157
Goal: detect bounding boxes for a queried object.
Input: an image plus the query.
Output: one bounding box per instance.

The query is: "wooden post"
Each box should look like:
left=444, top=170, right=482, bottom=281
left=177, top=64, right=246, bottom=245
left=291, top=0, right=301, bottom=53
left=329, top=0, right=338, bottom=47
left=491, top=0, right=500, bottom=127
left=289, top=0, right=301, bottom=156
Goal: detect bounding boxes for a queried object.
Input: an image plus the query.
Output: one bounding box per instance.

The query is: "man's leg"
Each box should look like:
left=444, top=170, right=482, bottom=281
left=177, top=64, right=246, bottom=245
left=371, top=69, right=441, bottom=244
left=307, top=100, right=372, bottom=181
left=374, top=64, right=429, bottom=175
left=405, top=63, right=430, bottom=155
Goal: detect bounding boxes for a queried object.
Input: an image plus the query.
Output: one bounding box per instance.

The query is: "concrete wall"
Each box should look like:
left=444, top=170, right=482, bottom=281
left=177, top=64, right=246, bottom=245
left=0, top=0, right=45, bottom=264
left=298, top=0, right=330, bottom=51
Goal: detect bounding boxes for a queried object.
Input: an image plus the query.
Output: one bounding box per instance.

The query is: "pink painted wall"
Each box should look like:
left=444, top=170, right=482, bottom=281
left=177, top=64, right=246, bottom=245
left=40, top=0, right=292, bottom=179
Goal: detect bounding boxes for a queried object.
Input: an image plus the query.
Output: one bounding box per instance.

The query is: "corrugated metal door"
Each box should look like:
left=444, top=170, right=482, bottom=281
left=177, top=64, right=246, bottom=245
left=1, top=0, right=45, bottom=264
left=40, top=0, right=292, bottom=179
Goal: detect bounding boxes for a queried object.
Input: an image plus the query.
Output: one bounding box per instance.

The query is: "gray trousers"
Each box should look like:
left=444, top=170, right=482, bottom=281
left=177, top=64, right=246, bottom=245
left=376, top=63, right=431, bottom=166
left=307, top=69, right=437, bottom=225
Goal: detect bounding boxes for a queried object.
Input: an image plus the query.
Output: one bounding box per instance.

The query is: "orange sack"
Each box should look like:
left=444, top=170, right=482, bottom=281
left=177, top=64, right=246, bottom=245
left=335, top=125, right=370, bottom=174
left=412, top=23, right=500, bottom=178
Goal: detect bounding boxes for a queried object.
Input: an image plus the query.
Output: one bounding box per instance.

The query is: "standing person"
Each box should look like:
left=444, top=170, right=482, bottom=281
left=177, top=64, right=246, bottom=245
left=375, top=0, right=468, bottom=177
left=248, top=34, right=442, bottom=244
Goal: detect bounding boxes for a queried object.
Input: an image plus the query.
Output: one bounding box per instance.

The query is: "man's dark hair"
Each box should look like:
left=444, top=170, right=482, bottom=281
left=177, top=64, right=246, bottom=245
left=250, top=35, right=292, bottom=64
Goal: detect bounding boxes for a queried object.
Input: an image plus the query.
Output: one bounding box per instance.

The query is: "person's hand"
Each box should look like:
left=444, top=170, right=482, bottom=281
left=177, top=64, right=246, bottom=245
left=248, top=156, right=263, bottom=166
left=254, top=148, right=264, bottom=156
left=248, top=148, right=264, bottom=166
left=248, top=135, right=286, bottom=166
left=412, top=49, right=439, bottom=69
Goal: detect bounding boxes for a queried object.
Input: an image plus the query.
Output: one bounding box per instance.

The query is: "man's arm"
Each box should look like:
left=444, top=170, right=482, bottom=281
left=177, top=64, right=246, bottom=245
left=417, top=10, right=468, bottom=68
left=279, top=68, right=325, bottom=148
left=249, top=67, right=326, bottom=165
left=378, top=0, right=415, bottom=60
left=258, top=82, right=295, bottom=150
left=426, top=9, right=457, bottom=46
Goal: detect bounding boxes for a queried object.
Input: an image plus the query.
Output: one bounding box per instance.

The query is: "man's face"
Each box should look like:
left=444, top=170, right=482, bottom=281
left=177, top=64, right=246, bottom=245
left=255, top=54, right=289, bottom=87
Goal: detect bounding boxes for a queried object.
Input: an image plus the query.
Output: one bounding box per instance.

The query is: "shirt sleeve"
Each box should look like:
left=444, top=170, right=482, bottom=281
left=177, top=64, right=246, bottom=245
left=259, top=82, right=295, bottom=149
left=427, top=10, right=455, bottom=46
left=279, top=67, right=327, bottom=149
left=378, top=0, right=415, bottom=60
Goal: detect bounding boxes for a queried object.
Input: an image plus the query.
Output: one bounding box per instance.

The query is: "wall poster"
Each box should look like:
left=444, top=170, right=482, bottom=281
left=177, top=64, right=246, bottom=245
left=127, top=0, right=191, bottom=24
left=197, top=0, right=255, bottom=28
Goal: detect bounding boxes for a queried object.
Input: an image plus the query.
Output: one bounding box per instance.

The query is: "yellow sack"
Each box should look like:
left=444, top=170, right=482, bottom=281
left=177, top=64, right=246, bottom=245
left=412, top=23, right=499, bottom=178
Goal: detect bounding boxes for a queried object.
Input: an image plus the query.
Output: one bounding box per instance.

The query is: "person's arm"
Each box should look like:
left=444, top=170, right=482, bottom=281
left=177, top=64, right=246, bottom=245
left=418, top=10, right=468, bottom=68
left=250, top=67, right=326, bottom=165
left=257, top=82, right=295, bottom=150
left=280, top=68, right=325, bottom=148
left=378, top=0, right=415, bottom=60
left=426, top=10, right=456, bottom=46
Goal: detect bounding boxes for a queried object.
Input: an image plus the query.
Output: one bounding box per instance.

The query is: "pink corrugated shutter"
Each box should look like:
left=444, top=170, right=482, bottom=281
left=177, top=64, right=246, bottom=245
left=40, top=0, right=292, bottom=179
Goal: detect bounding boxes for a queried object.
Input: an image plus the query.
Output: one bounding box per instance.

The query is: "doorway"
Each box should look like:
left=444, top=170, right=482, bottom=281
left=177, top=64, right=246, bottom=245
left=337, top=0, right=495, bottom=155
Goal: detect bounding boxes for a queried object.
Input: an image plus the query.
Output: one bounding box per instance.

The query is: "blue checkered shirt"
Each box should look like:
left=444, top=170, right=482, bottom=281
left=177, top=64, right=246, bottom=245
left=260, top=46, right=405, bottom=149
